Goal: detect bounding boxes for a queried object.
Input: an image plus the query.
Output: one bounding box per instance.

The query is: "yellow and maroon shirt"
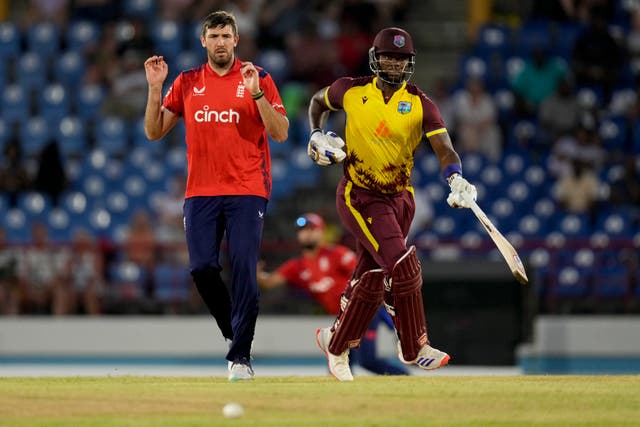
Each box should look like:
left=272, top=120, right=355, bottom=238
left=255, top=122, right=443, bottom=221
left=325, top=76, right=446, bottom=194
left=162, top=59, right=286, bottom=199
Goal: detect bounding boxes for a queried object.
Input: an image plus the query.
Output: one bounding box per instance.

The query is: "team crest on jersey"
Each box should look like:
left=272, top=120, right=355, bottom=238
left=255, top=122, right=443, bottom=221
left=397, top=101, right=412, bottom=114
left=193, top=85, right=205, bottom=95
left=236, top=82, right=246, bottom=98
left=393, top=35, right=405, bottom=48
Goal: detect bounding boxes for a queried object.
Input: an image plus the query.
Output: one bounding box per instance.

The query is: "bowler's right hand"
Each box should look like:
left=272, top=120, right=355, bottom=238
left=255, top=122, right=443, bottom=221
left=144, top=55, right=168, bottom=87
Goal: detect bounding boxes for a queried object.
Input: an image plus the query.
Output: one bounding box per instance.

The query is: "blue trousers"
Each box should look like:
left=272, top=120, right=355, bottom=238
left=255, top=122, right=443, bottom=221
left=350, top=306, right=409, bottom=375
left=184, top=195, right=267, bottom=362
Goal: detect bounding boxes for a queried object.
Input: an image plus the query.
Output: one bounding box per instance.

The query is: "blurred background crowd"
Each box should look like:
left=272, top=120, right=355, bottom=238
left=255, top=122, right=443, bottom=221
left=0, top=0, right=639, bottom=318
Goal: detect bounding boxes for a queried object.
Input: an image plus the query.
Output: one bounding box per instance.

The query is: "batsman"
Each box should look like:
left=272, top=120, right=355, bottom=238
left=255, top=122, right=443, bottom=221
left=307, top=27, right=478, bottom=381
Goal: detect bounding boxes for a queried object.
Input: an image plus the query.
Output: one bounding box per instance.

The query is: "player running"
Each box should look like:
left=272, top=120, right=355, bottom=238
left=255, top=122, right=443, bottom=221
left=143, top=11, right=289, bottom=381
left=306, top=27, right=478, bottom=380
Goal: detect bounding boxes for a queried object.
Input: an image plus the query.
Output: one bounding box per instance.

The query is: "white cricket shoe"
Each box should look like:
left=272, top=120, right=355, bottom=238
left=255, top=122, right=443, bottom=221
left=315, top=327, right=353, bottom=381
left=397, top=342, right=451, bottom=370
left=228, top=358, right=255, bottom=381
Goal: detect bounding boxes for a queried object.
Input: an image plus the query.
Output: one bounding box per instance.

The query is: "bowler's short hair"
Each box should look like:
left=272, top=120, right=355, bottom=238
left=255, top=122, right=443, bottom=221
left=202, top=11, right=238, bottom=37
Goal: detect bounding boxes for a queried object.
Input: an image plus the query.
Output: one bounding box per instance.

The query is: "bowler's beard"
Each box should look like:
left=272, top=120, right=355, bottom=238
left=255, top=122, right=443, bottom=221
left=209, top=51, right=233, bottom=68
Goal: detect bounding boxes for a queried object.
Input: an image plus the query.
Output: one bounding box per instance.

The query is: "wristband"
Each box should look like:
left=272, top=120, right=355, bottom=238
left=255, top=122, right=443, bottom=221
left=251, top=89, right=265, bottom=100
left=310, top=128, right=323, bottom=136
left=443, top=164, right=462, bottom=181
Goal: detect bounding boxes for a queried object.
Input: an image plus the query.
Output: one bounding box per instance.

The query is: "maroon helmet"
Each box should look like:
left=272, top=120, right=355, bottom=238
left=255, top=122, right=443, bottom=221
left=369, top=27, right=416, bottom=85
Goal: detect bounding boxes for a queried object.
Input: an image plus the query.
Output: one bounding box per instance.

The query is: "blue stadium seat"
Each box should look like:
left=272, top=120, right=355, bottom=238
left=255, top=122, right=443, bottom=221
left=82, top=174, right=106, bottom=199
left=1, top=84, right=29, bottom=124
left=66, top=20, right=100, bottom=51
left=549, top=265, right=591, bottom=299
left=174, top=50, right=200, bottom=72
left=46, top=207, right=71, bottom=242
left=555, top=213, right=591, bottom=238
left=26, top=22, right=60, bottom=58
left=598, top=116, right=627, bottom=151
left=461, top=152, right=487, bottom=181
left=479, top=164, right=505, bottom=196
left=56, top=116, right=87, bottom=158
left=255, top=49, right=290, bottom=86
left=105, top=190, right=132, bottom=227
left=19, top=116, right=51, bottom=158
left=0, top=22, right=21, bottom=59
left=490, top=197, right=517, bottom=231
left=62, top=190, right=89, bottom=215
left=96, top=116, right=128, bottom=156
left=40, top=84, right=70, bottom=125
left=506, top=180, right=532, bottom=205
left=514, top=21, right=550, bottom=57
left=1, top=207, right=30, bottom=242
left=151, top=21, right=184, bottom=60
left=596, top=211, right=633, bottom=238
left=459, top=55, right=488, bottom=82
left=473, top=24, right=512, bottom=60
left=75, top=84, right=106, bottom=121
left=592, top=265, right=630, bottom=299
left=17, top=191, right=52, bottom=220
left=54, top=51, right=86, bottom=90
left=123, top=0, right=156, bottom=21
left=17, top=52, right=48, bottom=92
left=523, top=165, right=548, bottom=197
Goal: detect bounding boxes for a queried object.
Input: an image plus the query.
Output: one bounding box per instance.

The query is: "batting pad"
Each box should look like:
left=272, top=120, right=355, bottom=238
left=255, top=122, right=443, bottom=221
left=388, top=246, right=428, bottom=362
left=328, top=269, right=385, bottom=355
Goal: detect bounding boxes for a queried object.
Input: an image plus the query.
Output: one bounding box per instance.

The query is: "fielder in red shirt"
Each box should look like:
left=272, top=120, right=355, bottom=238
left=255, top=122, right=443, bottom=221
left=144, top=11, right=289, bottom=381
left=258, top=213, right=408, bottom=375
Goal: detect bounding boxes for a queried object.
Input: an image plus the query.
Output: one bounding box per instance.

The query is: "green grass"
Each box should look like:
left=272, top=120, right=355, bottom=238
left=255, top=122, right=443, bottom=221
left=1, top=376, right=639, bottom=426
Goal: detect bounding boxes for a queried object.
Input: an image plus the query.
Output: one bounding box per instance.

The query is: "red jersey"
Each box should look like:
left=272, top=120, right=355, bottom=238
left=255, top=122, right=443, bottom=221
left=162, top=59, right=286, bottom=199
left=276, top=244, right=356, bottom=315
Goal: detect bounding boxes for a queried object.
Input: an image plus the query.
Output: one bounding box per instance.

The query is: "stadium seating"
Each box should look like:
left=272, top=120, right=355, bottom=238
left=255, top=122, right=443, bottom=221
left=65, top=20, right=100, bottom=51
left=26, top=22, right=60, bottom=59
left=0, top=21, right=21, bottom=59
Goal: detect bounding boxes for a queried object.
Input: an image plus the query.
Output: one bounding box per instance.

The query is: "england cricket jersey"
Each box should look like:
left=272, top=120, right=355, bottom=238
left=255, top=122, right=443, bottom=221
left=325, top=76, right=446, bottom=194
left=276, top=245, right=356, bottom=315
left=162, top=59, right=286, bottom=199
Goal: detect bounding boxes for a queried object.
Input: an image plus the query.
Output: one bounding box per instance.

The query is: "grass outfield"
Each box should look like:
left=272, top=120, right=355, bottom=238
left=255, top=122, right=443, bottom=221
left=0, top=376, right=639, bottom=426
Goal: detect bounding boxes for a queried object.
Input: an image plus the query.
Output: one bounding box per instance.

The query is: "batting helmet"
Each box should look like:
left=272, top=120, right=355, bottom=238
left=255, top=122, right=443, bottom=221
left=369, top=27, right=416, bottom=85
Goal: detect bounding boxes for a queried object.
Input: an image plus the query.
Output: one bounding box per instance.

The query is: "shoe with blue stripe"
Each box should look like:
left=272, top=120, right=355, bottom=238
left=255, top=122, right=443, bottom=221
left=397, top=342, right=450, bottom=370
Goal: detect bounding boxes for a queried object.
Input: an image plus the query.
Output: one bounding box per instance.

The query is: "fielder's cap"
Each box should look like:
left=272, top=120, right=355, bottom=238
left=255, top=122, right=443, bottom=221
left=372, top=27, right=415, bottom=56
left=296, top=213, right=325, bottom=229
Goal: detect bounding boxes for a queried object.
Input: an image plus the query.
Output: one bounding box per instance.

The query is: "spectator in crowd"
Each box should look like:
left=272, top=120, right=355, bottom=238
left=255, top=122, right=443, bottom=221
left=17, top=222, right=70, bottom=315
left=0, top=138, right=31, bottom=208
left=554, top=156, right=601, bottom=214
left=65, top=228, right=103, bottom=315
left=510, top=44, right=569, bottom=118
left=123, top=209, right=157, bottom=297
left=33, top=139, right=67, bottom=207
left=538, top=76, right=582, bottom=145
left=258, top=213, right=408, bottom=375
left=453, top=77, right=502, bottom=161
left=101, top=49, right=149, bottom=119
left=0, top=227, right=20, bottom=315
left=571, top=4, right=625, bottom=103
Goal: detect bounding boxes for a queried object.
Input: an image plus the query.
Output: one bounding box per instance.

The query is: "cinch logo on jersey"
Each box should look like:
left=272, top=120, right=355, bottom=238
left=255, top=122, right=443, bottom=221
left=194, top=105, right=240, bottom=123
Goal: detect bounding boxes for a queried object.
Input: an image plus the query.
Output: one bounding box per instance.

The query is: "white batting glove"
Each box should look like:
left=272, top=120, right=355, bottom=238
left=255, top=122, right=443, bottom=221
left=446, top=173, right=477, bottom=208
left=307, top=129, right=346, bottom=166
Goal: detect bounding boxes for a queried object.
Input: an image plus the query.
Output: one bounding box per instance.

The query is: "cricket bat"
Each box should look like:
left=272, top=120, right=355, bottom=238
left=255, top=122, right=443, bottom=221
left=461, top=193, right=529, bottom=285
